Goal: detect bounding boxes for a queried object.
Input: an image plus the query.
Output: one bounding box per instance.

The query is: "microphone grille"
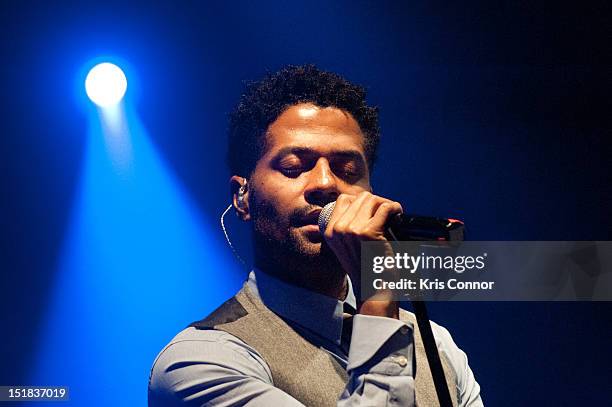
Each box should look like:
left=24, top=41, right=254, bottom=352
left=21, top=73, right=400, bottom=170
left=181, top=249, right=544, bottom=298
left=318, top=202, right=336, bottom=235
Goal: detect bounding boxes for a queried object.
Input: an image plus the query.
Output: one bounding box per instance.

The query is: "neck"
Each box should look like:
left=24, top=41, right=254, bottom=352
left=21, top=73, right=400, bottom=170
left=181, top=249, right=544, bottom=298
left=254, top=257, right=348, bottom=300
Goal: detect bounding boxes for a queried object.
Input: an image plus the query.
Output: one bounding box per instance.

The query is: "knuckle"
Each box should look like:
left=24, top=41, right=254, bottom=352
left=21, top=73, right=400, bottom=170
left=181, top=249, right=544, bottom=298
left=346, top=226, right=360, bottom=236
left=337, top=194, right=350, bottom=204
left=333, top=222, right=347, bottom=233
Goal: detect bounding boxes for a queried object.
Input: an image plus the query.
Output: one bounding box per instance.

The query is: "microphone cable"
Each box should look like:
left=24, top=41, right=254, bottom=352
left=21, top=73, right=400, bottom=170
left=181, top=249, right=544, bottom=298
left=220, top=204, right=247, bottom=267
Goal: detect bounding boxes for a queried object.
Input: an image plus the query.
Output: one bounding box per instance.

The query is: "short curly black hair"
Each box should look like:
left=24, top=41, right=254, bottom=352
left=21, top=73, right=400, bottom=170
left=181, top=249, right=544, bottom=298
left=227, top=64, right=381, bottom=178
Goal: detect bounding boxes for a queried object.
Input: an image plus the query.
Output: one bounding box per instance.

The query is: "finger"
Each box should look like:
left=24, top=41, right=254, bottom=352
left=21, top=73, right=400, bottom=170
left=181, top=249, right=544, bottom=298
left=353, top=194, right=398, bottom=228
left=323, top=194, right=355, bottom=238
left=331, top=191, right=373, bottom=233
left=368, top=201, right=404, bottom=233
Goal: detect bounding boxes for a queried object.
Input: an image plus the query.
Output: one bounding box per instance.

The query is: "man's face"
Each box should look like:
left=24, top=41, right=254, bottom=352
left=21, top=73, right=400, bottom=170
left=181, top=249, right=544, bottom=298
left=247, top=103, right=371, bottom=263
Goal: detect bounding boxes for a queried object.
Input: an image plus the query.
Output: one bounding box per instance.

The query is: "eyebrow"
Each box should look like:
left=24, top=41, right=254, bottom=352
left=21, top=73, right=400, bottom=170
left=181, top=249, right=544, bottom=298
left=272, top=146, right=366, bottom=164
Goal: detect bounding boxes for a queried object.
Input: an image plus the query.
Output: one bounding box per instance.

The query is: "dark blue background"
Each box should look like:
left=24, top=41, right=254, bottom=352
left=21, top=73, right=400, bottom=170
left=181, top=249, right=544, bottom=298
left=1, top=1, right=611, bottom=405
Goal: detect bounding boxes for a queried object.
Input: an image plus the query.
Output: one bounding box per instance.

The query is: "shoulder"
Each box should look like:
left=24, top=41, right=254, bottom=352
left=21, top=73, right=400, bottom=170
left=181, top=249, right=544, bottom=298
left=150, top=327, right=273, bottom=379
left=148, top=327, right=273, bottom=402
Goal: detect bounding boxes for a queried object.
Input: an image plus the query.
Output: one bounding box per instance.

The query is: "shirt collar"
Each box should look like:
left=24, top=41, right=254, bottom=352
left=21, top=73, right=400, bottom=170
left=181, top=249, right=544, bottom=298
left=246, top=269, right=356, bottom=345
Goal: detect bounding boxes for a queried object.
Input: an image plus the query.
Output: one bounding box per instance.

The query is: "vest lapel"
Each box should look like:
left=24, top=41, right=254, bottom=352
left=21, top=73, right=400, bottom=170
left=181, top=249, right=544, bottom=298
left=216, top=285, right=348, bottom=407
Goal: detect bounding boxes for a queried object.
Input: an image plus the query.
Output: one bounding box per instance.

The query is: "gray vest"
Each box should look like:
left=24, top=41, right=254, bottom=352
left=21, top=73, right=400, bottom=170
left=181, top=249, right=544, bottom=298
left=191, top=284, right=458, bottom=406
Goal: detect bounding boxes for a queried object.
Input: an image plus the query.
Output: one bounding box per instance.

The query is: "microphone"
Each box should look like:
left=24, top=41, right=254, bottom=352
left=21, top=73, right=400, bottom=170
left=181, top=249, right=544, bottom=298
left=317, top=201, right=465, bottom=241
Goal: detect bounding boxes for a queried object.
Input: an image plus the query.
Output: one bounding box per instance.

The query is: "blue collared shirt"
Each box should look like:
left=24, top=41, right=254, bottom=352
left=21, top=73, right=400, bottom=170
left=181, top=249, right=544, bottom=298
left=149, top=270, right=483, bottom=406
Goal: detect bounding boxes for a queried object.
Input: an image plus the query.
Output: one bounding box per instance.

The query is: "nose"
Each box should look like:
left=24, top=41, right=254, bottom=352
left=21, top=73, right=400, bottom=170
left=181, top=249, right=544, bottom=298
left=304, top=158, right=340, bottom=207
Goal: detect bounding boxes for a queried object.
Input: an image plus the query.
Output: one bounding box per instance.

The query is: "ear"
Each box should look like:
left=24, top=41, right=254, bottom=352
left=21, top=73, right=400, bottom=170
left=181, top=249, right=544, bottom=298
left=230, top=175, right=250, bottom=221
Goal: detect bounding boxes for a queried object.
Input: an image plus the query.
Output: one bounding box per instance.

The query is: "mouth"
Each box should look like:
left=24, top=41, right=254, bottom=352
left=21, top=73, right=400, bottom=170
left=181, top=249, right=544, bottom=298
left=295, top=209, right=324, bottom=242
left=298, top=209, right=322, bottom=227
left=300, top=224, right=323, bottom=243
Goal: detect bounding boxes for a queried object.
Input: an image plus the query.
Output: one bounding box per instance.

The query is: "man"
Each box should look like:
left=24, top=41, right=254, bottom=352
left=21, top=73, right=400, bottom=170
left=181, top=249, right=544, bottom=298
left=148, top=65, right=483, bottom=406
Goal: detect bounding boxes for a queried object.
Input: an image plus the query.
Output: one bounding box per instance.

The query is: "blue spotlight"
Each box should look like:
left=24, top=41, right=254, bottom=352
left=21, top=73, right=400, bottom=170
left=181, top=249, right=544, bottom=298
left=85, top=62, right=127, bottom=107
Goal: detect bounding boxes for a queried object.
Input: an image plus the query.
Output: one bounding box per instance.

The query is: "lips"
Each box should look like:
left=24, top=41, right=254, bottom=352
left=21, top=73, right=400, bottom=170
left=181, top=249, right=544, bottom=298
left=299, top=209, right=322, bottom=227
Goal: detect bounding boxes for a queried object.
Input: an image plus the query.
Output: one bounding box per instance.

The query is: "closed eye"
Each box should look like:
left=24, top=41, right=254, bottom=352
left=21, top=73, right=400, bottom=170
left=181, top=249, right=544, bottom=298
left=332, top=162, right=363, bottom=181
left=280, top=167, right=304, bottom=178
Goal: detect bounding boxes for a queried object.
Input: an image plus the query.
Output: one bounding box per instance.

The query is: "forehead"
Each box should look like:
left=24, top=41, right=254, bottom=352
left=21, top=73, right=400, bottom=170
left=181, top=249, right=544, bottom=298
left=264, top=103, right=366, bottom=155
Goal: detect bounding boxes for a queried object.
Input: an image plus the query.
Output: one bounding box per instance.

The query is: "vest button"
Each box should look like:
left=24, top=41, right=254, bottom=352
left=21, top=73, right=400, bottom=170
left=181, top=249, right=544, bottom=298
left=399, top=325, right=410, bottom=335
left=395, top=355, right=408, bottom=367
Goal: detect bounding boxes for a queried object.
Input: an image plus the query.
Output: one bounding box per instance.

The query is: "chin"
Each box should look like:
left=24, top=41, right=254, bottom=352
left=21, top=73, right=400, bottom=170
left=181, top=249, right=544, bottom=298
left=295, top=239, right=323, bottom=257
left=302, top=242, right=324, bottom=257
left=289, top=230, right=324, bottom=257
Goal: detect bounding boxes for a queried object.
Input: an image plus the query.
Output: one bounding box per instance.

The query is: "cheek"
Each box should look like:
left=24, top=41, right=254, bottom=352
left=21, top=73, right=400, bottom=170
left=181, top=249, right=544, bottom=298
left=252, top=180, right=296, bottom=221
left=257, top=176, right=303, bottom=205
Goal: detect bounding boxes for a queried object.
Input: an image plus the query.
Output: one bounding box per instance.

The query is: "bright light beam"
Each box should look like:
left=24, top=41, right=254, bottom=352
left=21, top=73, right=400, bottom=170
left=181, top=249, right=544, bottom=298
left=85, top=63, right=127, bottom=107
left=32, top=62, right=245, bottom=405
left=32, top=105, right=245, bottom=405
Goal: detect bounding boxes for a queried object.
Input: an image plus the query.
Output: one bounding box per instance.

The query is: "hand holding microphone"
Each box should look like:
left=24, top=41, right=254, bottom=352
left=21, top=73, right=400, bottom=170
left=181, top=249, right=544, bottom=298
left=319, top=199, right=465, bottom=242
left=317, top=191, right=465, bottom=317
